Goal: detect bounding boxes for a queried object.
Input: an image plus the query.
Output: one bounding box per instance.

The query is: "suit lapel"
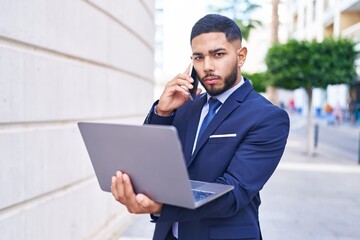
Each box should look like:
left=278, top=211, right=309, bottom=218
left=190, top=99, right=240, bottom=162
left=189, top=79, right=253, bottom=165
left=183, top=95, right=207, bottom=165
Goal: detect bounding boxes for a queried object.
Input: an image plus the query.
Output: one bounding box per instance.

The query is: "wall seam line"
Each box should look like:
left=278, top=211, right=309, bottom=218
left=0, top=176, right=96, bottom=220
left=0, top=114, right=148, bottom=129
left=83, top=0, right=154, bottom=52
left=0, top=36, right=153, bottom=84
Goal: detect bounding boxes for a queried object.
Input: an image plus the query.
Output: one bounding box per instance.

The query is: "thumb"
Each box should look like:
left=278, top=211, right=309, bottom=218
left=136, top=194, right=151, bottom=207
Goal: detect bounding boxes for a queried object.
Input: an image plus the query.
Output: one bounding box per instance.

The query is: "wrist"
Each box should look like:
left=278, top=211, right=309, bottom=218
left=154, top=105, right=173, bottom=117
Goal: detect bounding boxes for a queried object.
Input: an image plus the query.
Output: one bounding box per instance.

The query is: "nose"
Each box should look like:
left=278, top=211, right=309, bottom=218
left=203, top=56, right=214, bottom=72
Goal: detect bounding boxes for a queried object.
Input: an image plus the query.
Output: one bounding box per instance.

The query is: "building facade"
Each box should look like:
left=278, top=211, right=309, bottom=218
left=287, top=0, right=360, bottom=41
left=0, top=0, right=155, bottom=239
left=286, top=0, right=360, bottom=115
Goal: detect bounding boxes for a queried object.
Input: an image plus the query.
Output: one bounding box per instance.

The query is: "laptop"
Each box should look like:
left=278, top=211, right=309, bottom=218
left=78, top=122, right=234, bottom=209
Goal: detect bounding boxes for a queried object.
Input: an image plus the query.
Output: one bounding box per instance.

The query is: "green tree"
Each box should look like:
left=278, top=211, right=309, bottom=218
left=208, top=0, right=262, bottom=40
left=266, top=38, right=358, bottom=156
left=243, top=71, right=267, bottom=93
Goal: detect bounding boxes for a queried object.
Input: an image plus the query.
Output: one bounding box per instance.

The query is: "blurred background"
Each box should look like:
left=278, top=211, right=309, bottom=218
left=1, top=0, right=360, bottom=239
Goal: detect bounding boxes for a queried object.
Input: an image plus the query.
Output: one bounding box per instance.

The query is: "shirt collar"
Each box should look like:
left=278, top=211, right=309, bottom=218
left=206, top=76, right=245, bottom=104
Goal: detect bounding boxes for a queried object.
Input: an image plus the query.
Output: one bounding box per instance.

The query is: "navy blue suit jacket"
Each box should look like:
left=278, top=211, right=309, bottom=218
left=144, top=78, right=290, bottom=240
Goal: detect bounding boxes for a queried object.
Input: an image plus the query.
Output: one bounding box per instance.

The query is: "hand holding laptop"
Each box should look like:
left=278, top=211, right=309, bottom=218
left=111, top=170, right=162, bottom=214
left=78, top=122, right=233, bottom=209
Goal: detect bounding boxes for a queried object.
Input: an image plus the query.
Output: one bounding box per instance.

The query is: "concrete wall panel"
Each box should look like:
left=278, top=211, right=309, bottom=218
left=0, top=179, right=133, bottom=240
left=0, top=45, right=153, bottom=123
left=89, top=0, right=155, bottom=46
left=0, top=0, right=153, bottom=79
left=0, top=115, right=144, bottom=210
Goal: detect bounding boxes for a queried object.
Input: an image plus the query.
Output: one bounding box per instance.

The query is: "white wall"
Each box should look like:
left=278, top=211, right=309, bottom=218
left=0, top=0, right=155, bottom=239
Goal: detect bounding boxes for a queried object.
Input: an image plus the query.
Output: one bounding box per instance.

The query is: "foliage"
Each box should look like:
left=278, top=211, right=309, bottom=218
left=265, top=38, right=358, bottom=90
left=208, top=0, right=262, bottom=40
left=234, top=18, right=262, bottom=41
left=243, top=71, right=267, bottom=93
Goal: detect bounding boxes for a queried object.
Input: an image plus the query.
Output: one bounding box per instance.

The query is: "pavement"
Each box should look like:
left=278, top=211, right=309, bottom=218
left=117, top=114, right=360, bottom=240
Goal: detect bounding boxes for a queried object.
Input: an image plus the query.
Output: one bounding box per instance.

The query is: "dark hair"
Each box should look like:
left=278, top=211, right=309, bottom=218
left=190, top=14, right=242, bottom=44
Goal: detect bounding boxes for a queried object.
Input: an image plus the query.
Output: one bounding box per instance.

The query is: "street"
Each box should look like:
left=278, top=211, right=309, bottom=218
left=292, top=116, right=359, bottom=164
left=260, top=115, right=360, bottom=239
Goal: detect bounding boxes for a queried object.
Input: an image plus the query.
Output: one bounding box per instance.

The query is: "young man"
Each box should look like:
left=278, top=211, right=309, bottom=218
left=111, top=14, right=289, bottom=240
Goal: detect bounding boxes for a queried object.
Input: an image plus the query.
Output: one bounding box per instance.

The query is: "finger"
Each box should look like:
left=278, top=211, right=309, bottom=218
left=122, top=173, right=136, bottom=199
left=113, top=171, right=126, bottom=201
left=136, top=194, right=162, bottom=213
left=172, top=75, right=193, bottom=91
left=136, top=194, right=151, bottom=208
left=111, top=175, right=117, bottom=198
left=184, top=62, right=192, bottom=75
left=172, top=73, right=193, bottom=84
left=168, top=78, right=190, bottom=91
left=175, top=85, right=192, bottom=98
left=119, top=173, right=144, bottom=213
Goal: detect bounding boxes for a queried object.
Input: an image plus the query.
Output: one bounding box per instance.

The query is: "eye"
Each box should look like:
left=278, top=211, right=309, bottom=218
left=214, top=52, right=225, bottom=58
left=193, top=55, right=203, bottom=61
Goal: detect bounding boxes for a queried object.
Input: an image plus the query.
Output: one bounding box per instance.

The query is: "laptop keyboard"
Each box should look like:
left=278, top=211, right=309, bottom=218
left=192, top=190, right=214, bottom=201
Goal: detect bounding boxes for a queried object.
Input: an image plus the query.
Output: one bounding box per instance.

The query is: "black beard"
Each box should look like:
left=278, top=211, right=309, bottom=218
left=200, top=63, right=238, bottom=96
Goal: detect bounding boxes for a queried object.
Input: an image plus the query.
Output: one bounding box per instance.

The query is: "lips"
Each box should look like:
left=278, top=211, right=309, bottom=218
left=203, top=77, right=219, bottom=85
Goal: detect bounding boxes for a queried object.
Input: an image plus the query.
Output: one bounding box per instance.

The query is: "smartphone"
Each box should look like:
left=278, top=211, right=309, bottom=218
left=189, top=66, right=199, bottom=100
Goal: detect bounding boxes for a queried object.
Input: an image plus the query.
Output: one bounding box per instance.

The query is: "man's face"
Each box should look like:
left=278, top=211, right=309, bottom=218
left=191, top=32, right=247, bottom=96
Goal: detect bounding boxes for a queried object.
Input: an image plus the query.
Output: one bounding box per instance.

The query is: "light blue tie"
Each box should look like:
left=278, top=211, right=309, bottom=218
left=198, top=97, right=222, bottom=140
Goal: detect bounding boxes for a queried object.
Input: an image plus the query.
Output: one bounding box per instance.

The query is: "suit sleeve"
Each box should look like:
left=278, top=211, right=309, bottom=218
left=154, top=106, right=290, bottom=223
left=144, top=100, right=175, bottom=125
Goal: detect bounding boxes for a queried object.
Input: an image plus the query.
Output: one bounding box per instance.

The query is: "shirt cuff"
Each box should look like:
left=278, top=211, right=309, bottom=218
left=154, top=105, right=174, bottom=116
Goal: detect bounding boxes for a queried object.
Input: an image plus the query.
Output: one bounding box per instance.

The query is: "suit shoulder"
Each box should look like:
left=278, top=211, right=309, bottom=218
left=244, top=90, right=289, bottom=120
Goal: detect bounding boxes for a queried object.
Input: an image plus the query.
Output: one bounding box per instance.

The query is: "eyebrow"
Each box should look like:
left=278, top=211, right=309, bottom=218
left=192, top=48, right=226, bottom=56
left=209, top=48, right=226, bottom=54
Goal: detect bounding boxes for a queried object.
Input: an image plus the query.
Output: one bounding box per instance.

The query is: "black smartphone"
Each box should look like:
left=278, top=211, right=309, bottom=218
left=189, top=66, right=199, bottom=100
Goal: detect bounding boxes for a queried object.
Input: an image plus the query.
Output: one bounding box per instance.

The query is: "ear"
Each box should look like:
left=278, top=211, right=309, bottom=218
left=237, top=47, right=247, bottom=68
